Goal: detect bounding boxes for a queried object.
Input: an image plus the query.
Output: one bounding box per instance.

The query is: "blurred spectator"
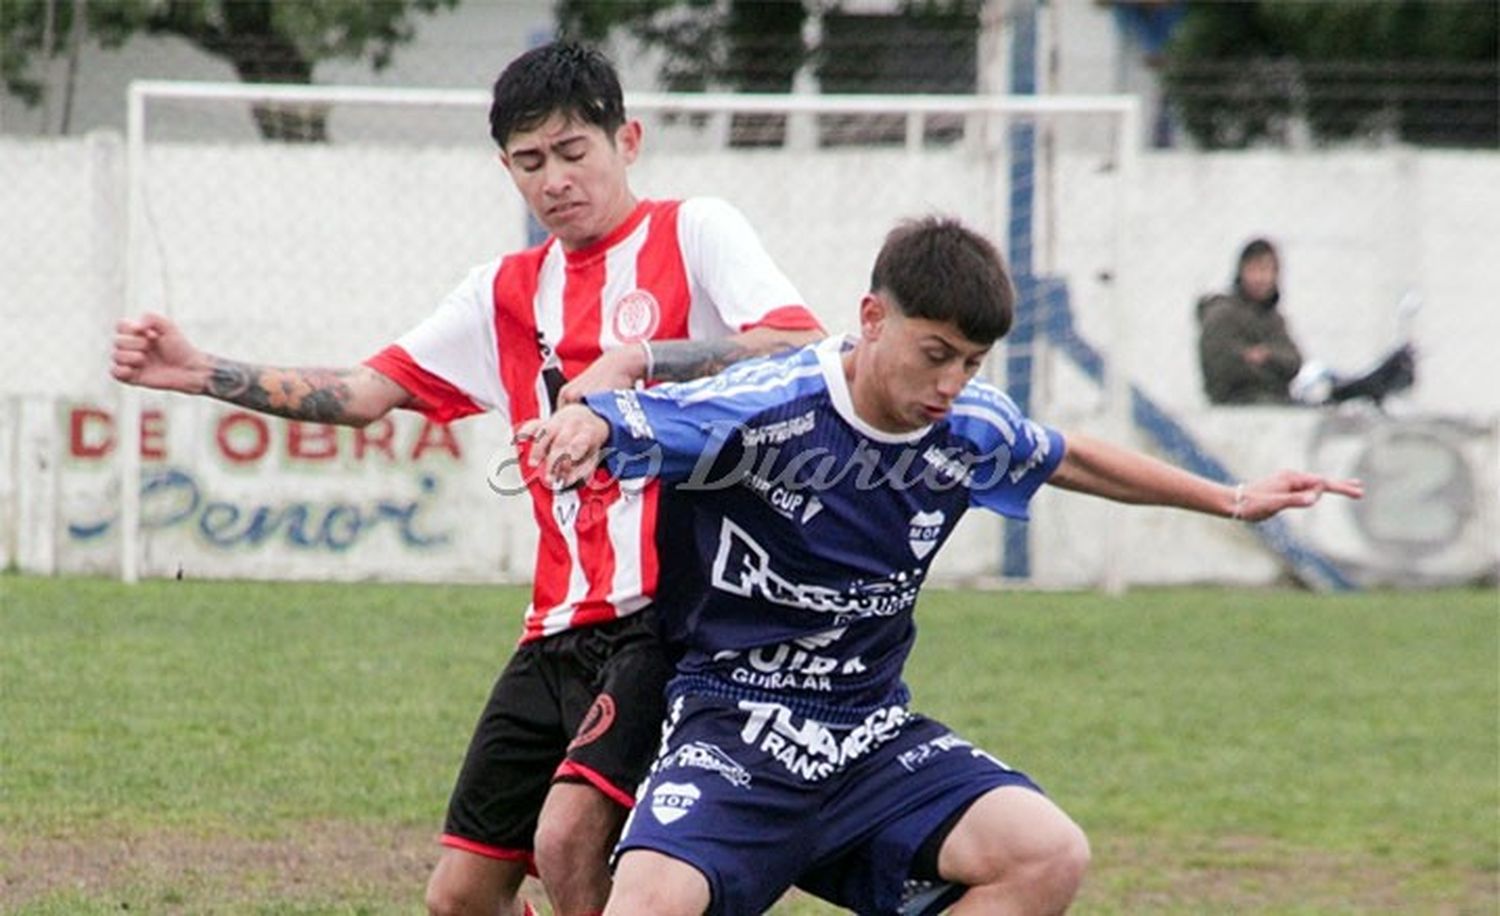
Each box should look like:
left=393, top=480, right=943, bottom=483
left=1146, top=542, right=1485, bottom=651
left=1197, top=237, right=1415, bottom=407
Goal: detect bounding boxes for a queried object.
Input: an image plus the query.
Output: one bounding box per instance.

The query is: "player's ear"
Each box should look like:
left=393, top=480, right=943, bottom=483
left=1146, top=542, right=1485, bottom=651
left=859, top=294, right=887, bottom=341
left=616, top=120, right=643, bottom=165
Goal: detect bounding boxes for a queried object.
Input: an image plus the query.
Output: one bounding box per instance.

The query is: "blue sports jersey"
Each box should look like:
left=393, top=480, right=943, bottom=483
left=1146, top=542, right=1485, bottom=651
left=585, top=337, right=1065, bottom=726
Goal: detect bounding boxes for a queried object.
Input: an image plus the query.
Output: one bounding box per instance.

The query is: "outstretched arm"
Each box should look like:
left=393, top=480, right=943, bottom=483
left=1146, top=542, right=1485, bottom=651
left=557, top=326, right=823, bottom=404
left=1047, top=431, right=1362, bottom=521
left=111, top=312, right=411, bottom=427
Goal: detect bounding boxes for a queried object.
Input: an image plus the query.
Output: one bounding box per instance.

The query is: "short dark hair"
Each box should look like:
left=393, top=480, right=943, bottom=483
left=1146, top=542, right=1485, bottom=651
left=489, top=41, right=626, bottom=149
left=870, top=216, right=1014, bottom=344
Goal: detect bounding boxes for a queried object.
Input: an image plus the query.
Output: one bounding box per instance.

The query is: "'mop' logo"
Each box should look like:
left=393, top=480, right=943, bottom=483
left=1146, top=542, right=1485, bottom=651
left=650, top=781, right=701, bottom=825
left=907, top=510, right=945, bottom=560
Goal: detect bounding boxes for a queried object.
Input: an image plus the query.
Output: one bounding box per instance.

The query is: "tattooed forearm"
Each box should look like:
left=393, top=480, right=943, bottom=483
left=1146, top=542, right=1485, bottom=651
left=206, top=358, right=359, bottom=424
left=648, top=327, right=820, bottom=383
left=646, top=339, right=756, bottom=383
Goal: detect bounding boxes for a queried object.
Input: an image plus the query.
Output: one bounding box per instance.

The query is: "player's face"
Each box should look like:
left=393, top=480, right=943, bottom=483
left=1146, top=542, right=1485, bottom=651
left=858, top=296, right=991, bottom=432
left=501, top=112, right=642, bottom=251
left=1239, top=252, right=1278, bottom=302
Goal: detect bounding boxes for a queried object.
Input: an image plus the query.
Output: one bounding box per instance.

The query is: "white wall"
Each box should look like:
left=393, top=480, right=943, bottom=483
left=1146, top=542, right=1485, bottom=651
left=2, top=132, right=1496, bottom=586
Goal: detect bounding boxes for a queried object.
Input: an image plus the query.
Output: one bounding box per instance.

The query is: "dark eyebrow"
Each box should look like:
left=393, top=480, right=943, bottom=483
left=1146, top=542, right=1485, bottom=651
left=922, top=334, right=991, bottom=360
left=506, top=132, right=587, bottom=160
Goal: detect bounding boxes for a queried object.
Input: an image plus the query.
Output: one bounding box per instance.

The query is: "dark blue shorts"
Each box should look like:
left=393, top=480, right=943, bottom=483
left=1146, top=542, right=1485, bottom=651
left=615, top=692, right=1041, bottom=915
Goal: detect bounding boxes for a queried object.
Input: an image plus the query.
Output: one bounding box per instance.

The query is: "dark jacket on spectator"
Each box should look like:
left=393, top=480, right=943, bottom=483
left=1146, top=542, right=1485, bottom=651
left=1196, top=285, right=1303, bottom=405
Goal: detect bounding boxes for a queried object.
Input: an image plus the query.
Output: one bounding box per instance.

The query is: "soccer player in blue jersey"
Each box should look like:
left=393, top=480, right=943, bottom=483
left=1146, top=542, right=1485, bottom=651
left=522, top=217, right=1362, bottom=916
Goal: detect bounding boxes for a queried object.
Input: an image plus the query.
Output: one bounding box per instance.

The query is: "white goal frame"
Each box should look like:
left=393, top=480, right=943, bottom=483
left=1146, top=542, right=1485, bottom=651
left=119, top=80, right=1140, bottom=590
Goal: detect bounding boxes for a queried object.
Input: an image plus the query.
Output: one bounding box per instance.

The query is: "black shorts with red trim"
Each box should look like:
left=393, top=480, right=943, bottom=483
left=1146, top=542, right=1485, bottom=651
left=441, top=608, right=674, bottom=861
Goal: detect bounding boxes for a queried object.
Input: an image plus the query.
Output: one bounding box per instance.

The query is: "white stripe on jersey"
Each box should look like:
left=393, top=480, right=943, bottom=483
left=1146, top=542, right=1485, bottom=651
left=598, top=215, right=652, bottom=351
left=674, top=362, right=825, bottom=406
left=393, top=262, right=508, bottom=413
left=680, top=198, right=804, bottom=338
left=948, top=403, right=1019, bottom=446
left=539, top=487, right=591, bottom=638
left=532, top=244, right=568, bottom=419
left=605, top=488, right=647, bottom=610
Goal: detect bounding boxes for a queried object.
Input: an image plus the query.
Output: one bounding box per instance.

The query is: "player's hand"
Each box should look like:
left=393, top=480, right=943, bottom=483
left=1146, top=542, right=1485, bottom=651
left=110, top=312, right=210, bottom=393
left=1236, top=470, right=1363, bottom=522
left=518, top=405, right=610, bottom=489
left=558, top=343, right=649, bottom=405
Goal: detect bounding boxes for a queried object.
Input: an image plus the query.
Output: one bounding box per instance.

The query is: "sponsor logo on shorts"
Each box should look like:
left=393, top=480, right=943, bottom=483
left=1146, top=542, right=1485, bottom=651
left=896, top=732, right=972, bottom=771
left=664, top=741, right=752, bottom=788
left=567, top=693, right=616, bottom=751
left=650, top=781, right=701, bottom=825
left=897, top=731, right=1016, bottom=774
left=738, top=700, right=908, bottom=783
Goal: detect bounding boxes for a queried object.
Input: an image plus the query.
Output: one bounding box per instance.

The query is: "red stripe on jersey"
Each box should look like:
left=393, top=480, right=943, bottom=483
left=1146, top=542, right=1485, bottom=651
left=579, top=199, right=690, bottom=605
left=493, top=248, right=548, bottom=424
left=524, top=481, right=575, bottom=642
left=743, top=304, right=824, bottom=333
left=554, top=202, right=651, bottom=377
left=557, top=251, right=607, bottom=379
left=640, top=200, right=691, bottom=341
left=573, top=472, right=621, bottom=617
left=364, top=345, right=483, bottom=424
left=552, top=241, right=615, bottom=622
left=492, top=246, right=577, bottom=641
left=637, top=480, right=662, bottom=599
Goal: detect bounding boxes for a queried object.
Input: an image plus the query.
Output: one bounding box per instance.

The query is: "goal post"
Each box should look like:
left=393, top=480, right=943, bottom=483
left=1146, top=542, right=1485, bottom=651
left=116, top=80, right=1140, bottom=589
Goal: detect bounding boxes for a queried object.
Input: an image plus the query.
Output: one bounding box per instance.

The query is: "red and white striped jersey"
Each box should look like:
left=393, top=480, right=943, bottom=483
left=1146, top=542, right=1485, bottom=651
left=366, top=198, right=820, bottom=643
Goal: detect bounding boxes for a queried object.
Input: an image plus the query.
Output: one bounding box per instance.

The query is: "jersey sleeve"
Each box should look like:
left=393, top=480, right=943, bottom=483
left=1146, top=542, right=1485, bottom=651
left=948, top=385, right=1066, bottom=520
left=677, top=197, right=823, bottom=332
left=363, top=261, right=507, bottom=424
left=583, top=351, right=822, bottom=482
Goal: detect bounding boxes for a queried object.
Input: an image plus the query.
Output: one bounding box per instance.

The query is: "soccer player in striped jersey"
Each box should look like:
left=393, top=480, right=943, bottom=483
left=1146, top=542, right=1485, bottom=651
left=111, top=42, right=822, bottom=916
left=527, top=217, right=1361, bottom=915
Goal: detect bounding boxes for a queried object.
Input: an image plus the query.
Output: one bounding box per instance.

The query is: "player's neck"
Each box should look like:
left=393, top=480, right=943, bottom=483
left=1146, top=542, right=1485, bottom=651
left=557, top=192, right=641, bottom=253
left=842, top=348, right=919, bottom=435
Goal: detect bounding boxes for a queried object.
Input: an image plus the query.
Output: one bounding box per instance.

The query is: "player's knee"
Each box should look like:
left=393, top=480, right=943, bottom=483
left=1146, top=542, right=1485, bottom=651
left=965, top=817, right=1090, bottom=907
left=424, top=878, right=479, bottom=916
left=603, top=879, right=698, bottom=916
left=1004, top=821, right=1090, bottom=907
left=534, top=783, right=622, bottom=908
left=532, top=818, right=610, bottom=890
left=424, top=860, right=519, bottom=916
left=1037, top=821, right=1090, bottom=899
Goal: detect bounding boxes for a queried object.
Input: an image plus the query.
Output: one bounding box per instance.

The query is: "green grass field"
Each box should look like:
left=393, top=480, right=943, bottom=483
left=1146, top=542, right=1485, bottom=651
left=1, top=575, right=1495, bottom=914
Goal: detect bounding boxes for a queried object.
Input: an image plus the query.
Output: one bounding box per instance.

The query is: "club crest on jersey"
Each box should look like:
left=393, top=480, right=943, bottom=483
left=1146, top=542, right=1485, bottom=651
left=650, top=781, right=701, bottom=825
left=611, top=289, right=661, bottom=343
left=907, top=510, right=945, bottom=559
